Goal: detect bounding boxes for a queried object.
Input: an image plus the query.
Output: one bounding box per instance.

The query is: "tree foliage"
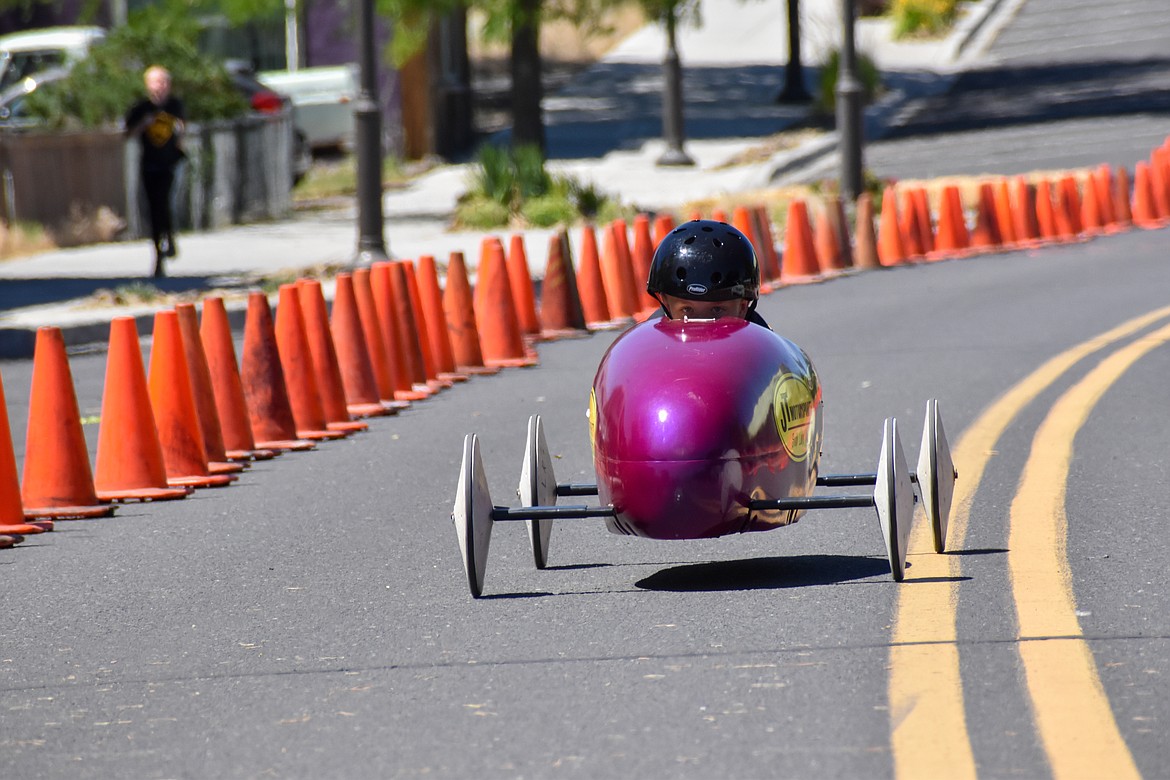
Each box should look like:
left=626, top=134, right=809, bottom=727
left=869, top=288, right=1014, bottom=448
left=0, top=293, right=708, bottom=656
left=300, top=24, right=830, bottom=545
left=24, top=0, right=249, bottom=129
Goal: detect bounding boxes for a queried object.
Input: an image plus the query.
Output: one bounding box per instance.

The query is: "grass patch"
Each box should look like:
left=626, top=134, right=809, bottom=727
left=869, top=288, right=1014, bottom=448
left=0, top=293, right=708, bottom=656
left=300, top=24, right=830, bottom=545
left=0, top=221, right=57, bottom=261
left=293, top=154, right=427, bottom=207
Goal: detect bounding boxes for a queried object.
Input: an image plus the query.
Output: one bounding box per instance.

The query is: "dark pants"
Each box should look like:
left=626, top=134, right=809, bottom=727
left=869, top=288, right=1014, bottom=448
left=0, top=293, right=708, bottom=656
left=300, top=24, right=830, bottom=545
left=142, top=167, right=175, bottom=255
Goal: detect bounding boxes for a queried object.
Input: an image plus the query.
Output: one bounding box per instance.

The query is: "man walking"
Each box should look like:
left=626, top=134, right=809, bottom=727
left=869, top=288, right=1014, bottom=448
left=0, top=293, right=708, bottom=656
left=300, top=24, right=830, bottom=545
left=125, top=65, right=185, bottom=278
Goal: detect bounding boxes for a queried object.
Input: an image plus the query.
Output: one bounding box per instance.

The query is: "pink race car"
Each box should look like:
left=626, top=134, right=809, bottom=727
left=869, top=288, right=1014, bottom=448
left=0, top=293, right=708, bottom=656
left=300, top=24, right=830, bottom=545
left=453, top=317, right=956, bottom=598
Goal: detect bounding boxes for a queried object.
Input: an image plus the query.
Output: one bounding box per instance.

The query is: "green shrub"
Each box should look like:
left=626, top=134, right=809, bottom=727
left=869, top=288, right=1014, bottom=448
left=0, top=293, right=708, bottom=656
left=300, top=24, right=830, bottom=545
left=521, top=194, right=576, bottom=227
left=891, top=0, right=959, bottom=38
left=454, top=194, right=512, bottom=230
left=512, top=143, right=552, bottom=199
left=459, top=143, right=625, bottom=229
left=815, top=48, right=882, bottom=117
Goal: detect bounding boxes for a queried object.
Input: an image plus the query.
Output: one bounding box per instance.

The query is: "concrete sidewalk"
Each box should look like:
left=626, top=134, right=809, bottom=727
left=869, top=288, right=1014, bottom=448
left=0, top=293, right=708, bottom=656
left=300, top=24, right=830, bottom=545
left=0, top=0, right=1012, bottom=357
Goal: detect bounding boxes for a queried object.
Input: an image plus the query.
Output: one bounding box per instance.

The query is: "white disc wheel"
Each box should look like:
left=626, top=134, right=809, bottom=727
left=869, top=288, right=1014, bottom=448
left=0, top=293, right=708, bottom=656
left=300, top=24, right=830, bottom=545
left=519, top=415, right=556, bottom=569
left=453, top=434, right=494, bottom=598
left=875, top=418, right=915, bottom=581
left=917, top=399, right=957, bottom=554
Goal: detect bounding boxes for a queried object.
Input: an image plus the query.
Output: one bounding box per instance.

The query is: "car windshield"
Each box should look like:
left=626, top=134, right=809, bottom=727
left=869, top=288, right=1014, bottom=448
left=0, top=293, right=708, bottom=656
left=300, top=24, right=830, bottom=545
left=0, top=49, right=68, bottom=93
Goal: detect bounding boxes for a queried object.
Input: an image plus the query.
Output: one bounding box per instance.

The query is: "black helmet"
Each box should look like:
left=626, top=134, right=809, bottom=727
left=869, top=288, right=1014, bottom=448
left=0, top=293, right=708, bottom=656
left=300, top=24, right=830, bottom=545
left=646, top=220, right=760, bottom=307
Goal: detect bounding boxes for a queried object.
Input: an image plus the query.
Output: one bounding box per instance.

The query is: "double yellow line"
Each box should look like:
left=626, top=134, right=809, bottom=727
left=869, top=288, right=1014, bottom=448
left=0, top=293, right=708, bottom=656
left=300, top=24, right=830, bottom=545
left=890, top=304, right=1170, bottom=778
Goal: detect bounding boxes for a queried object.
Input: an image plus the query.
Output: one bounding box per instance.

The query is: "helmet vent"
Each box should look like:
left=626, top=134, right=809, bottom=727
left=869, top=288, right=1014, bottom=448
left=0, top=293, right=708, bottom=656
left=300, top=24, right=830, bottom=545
left=675, top=267, right=687, bottom=280
left=712, top=238, right=724, bottom=248
left=683, top=236, right=696, bottom=245
left=710, top=272, right=723, bottom=284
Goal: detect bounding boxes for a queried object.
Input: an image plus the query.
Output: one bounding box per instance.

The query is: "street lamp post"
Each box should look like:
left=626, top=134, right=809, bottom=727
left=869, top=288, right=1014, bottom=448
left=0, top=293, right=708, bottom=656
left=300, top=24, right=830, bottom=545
left=657, top=4, right=694, bottom=167
left=354, top=0, right=388, bottom=263
left=835, top=0, right=864, bottom=201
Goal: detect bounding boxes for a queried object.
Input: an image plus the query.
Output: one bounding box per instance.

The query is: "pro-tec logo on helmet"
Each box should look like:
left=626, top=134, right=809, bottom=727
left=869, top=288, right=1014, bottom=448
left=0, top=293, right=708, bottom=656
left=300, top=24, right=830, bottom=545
left=687, top=283, right=709, bottom=295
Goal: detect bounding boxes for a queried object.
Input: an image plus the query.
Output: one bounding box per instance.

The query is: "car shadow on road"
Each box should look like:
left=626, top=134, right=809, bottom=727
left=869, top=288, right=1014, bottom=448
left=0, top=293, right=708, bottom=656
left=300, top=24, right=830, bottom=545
left=634, top=554, right=895, bottom=591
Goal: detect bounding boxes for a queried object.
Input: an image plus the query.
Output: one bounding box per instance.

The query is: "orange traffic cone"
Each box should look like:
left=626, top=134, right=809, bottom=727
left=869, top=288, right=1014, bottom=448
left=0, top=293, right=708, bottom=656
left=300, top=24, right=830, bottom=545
left=599, top=222, right=637, bottom=320
left=389, top=260, right=444, bottom=392
left=612, top=218, right=640, bottom=313
left=1055, top=176, right=1083, bottom=238
left=711, top=208, right=730, bottom=223
left=239, top=292, right=315, bottom=453
left=781, top=199, right=821, bottom=281
left=148, top=310, right=236, bottom=488
left=853, top=192, right=881, bottom=270
left=1035, top=179, right=1061, bottom=240
left=274, top=283, right=348, bottom=440
left=828, top=196, right=855, bottom=268
left=1113, top=166, right=1134, bottom=229
left=992, top=179, right=1018, bottom=247
left=93, top=318, right=195, bottom=501
left=876, top=187, right=906, bottom=266
left=367, top=263, right=426, bottom=401
left=754, top=205, right=784, bottom=283
left=630, top=214, right=659, bottom=316
left=329, top=273, right=397, bottom=417
left=1131, top=161, right=1163, bottom=228
left=404, top=260, right=457, bottom=388
left=404, top=264, right=453, bottom=390
left=175, top=303, right=246, bottom=475
left=909, top=188, right=934, bottom=255
left=652, top=212, right=675, bottom=245
left=20, top=326, right=115, bottom=520
left=897, top=190, right=923, bottom=260
left=352, top=267, right=398, bottom=401
left=969, top=182, right=1002, bottom=252
left=576, top=224, right=613, bottom=328
left=200, top=296, right=279, bottom=460
left=1093, top=165, right=1120, bottom=232
left=297, top=279, right=369, bottom=432
left=1153, top=148, right=1170, bottom=218
left=1079, top=172, right=1105, bottom=237
left=539, top=231, right=590, bottom=338
left=0, top=365, right=51, bottom=535
left=732, top=205, right=760, bottom=255
left=930, top=185, right=970, bottom=258
left=443, top=251, right=499, bottom=374
left=814, top=205, right=845, bottom=272
left=474, top=237, right=538, bottom=367
left=416, top=254, right=467, bottom=381
left=506, top=236, right=543, bottom=338
left=1011, top=177, right=1043, bottom=248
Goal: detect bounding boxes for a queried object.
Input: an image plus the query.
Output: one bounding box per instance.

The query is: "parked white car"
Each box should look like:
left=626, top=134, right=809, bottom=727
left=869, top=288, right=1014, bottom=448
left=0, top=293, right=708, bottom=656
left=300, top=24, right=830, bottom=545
left=0, top=26, right=105, bottom=94
left=258, top=64, right=356, bottom=151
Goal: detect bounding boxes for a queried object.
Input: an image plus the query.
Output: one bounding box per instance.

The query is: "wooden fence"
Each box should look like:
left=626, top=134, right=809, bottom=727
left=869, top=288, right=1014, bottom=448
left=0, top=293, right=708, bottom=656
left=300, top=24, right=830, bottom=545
left=0, top=111, right=294, bottom=246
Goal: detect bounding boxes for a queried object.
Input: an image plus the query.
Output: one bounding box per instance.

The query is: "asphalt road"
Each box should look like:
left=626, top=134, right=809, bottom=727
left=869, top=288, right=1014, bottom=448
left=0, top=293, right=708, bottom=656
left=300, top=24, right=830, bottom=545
left=1, top=223, right=1169, bottom=778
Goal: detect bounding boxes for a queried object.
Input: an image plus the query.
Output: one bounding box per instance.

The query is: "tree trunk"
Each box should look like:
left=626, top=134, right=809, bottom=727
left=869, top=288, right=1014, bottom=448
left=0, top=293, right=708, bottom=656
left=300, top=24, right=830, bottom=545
left=510, top=0, right=545, bottom=153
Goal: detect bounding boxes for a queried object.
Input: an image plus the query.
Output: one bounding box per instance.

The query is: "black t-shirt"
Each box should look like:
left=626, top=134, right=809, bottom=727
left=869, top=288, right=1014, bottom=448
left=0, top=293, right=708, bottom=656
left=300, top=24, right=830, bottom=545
left=125, top=95, right=185, bottom=172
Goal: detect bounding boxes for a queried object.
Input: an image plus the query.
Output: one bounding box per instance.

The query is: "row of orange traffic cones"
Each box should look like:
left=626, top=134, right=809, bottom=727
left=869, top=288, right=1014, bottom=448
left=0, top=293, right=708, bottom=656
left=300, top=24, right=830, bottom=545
left=0, top=249, right=543, bottom=550
left=771, top=135, right=1170, bottom=280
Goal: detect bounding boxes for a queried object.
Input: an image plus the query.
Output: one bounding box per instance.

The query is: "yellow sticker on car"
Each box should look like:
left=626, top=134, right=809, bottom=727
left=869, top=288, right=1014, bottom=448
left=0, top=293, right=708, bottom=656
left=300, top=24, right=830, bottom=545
left=774, top=373, right=814, bottom=462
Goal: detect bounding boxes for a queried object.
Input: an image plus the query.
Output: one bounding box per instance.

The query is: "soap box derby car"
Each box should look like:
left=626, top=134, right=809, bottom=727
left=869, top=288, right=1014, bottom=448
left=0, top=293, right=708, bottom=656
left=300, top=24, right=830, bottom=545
left=452, top=316, right=957, bottom=598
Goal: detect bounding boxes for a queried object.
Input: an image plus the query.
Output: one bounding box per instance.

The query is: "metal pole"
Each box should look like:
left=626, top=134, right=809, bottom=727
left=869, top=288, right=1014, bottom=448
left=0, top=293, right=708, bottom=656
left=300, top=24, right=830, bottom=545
left=656, top=5, right=694, bottom=167
left=777, top=0, right=811, bottom=103
left=354, top=0, right=388, bottom=263
left=835, top=0, right=864, bottom=201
